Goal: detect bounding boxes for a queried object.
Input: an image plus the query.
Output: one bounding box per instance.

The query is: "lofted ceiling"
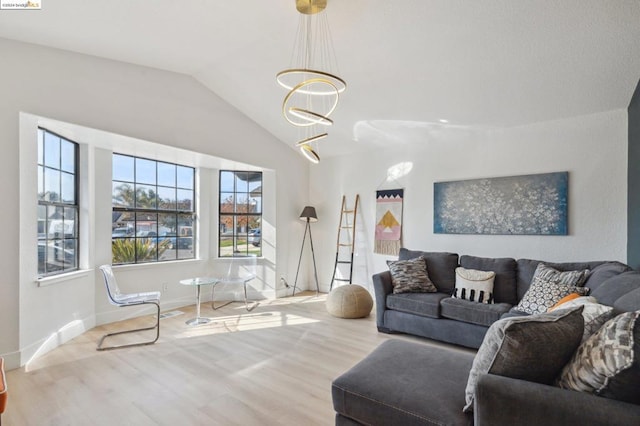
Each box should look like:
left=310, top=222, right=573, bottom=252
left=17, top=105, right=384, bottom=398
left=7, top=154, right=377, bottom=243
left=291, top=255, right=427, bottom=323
left=1, top=0, right=639, bottom=159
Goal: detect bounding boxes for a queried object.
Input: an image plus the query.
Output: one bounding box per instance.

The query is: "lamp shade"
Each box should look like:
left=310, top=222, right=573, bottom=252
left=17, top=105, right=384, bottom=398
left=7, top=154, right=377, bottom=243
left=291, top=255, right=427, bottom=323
left=299, top=206, right=318, bottom=222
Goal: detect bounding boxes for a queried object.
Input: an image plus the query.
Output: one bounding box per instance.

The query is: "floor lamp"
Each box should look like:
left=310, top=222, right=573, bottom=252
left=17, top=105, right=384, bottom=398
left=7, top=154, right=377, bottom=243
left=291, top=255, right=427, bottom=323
left=293, top=206, right=320, bottom=296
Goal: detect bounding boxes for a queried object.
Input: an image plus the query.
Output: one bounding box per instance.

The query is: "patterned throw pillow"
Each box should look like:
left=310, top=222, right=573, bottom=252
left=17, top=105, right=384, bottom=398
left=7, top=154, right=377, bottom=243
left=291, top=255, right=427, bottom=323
left=515, top=263, right=590, bottom=315
left=463, top=306, right=584, bottom=412
left=453, top=267, right=495, bottom=303
left=387, top=256, right=437, bottom=294
left=557, top=311, right=640, bottom=405
left=549, top=296, right=616, bottom=342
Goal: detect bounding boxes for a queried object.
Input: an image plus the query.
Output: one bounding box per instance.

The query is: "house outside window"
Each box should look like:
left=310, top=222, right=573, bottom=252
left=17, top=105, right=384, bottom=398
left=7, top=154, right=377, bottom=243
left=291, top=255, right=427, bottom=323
left=37, top=128, right=79, bottom=277
left=112, top=154, right=195, bottom=264
left=219, top=170, right=262, bottom=257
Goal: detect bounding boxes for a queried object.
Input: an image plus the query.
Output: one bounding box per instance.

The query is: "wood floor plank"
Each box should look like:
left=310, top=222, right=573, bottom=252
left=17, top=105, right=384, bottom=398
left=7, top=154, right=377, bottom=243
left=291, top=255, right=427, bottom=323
left=4, top=292, right=471, bottom=425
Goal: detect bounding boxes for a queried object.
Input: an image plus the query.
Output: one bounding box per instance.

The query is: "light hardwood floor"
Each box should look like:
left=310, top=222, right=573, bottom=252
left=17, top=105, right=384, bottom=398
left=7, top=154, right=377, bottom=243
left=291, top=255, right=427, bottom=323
left=4, top=292, right=471, bottom=426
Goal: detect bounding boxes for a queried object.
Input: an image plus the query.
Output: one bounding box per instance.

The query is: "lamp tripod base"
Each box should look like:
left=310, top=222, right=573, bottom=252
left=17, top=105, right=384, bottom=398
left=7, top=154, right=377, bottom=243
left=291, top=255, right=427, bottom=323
left=292, top=219, right=320, bottom=297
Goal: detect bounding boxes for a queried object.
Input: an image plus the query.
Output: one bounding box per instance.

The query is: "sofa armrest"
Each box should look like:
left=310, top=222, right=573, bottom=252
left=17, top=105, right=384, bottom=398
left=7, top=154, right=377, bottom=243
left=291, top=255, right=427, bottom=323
left=372, top=271, right=393, bottom=328
left=475, top=374, right=640, bottom=426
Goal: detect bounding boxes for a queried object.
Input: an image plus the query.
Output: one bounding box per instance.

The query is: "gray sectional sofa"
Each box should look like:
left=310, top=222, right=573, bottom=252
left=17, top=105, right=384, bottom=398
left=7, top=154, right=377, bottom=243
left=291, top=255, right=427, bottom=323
left=332, top=249, right=640, bottom=425
left=373, top=248, right=633, bottom=348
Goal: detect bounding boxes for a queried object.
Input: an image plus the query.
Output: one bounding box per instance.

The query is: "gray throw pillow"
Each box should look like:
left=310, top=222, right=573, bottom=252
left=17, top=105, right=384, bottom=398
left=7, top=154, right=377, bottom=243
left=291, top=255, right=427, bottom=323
left=514, top=263, right=590, bottom=314
left=557, top=311, right=640, bottom=404
left=463, top=306, right=584, bottom=412
left=387, top=256, right=437, bottom=294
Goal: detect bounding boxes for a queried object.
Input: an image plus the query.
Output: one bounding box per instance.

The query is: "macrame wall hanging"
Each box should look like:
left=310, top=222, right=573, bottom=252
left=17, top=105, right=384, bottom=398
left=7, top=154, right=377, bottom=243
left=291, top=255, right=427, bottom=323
left=374, top=188, right=404, bottom=255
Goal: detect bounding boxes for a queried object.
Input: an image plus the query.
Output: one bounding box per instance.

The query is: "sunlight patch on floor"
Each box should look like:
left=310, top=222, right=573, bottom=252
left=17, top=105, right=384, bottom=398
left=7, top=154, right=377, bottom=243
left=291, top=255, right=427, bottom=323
left=176, top=311, right=320, bottom=338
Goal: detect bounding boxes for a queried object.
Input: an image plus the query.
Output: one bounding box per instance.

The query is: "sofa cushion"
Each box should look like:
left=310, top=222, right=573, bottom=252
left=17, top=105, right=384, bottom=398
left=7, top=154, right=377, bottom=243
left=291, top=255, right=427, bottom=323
left=399, top=248, right=458, bottom=293
left=516, top=259, right=602, bottom=301
left=463, top=306, right=584, bottom=412
left=332, top=339, right=474, bottom=426
left=387, top=256, right=438, bottom=294
left=514, top=263, right=590, bottom=315
left=613, top=287, right=640, bottom=313
left=453, top=267, right=495, bottom=303
left=386, top=292, right=449, bottom=318
left=590, top=271, right=640, bottom=307
left=557, top=311, right=640, bottom=405
left=460, top=255, right=517, bottom=305
left=584, top=262, right=632, bottom=293
left=441, top=298, right=512, bottom=327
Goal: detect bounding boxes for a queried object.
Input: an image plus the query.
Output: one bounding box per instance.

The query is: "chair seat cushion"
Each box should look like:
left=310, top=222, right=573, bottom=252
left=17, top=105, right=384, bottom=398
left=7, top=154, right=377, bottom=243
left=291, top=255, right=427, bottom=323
left=441, top=298, right=512, bottom=327
left=332, top=340, right=474, bottom=426
left=386, top=292, right=449, bottom=318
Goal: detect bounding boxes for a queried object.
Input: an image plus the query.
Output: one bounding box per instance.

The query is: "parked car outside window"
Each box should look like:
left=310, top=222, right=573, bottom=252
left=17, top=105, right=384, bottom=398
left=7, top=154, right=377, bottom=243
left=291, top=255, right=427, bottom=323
left=112, top=227, right=133, bottom=238
left=160, top=232, right=193, bottom=250
left=248, top=228, right=261, bottom=247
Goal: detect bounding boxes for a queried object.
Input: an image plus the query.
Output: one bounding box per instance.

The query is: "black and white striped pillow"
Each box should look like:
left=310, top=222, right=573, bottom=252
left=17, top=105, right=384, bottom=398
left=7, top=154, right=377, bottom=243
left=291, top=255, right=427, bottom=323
left=453, top=267, right=495, bottom=304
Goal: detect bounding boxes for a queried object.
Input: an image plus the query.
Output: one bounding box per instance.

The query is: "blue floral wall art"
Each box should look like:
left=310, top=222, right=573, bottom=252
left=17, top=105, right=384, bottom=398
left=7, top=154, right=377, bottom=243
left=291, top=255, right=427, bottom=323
left=434, top=172, right=568, bottom=235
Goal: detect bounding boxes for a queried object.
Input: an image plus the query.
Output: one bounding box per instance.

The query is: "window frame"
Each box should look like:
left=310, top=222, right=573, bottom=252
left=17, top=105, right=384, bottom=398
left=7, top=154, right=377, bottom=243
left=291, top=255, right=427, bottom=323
left=111, top=153, right=196, bottom=265
left=37, top=128, right=80, bottom=278
left=218, top=170, right=263, bottom=258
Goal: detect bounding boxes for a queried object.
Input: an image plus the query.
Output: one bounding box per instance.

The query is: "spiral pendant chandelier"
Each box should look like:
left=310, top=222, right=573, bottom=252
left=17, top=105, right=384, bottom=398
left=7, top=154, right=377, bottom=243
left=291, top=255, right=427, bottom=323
left=277, top=0, right=346, bottom=164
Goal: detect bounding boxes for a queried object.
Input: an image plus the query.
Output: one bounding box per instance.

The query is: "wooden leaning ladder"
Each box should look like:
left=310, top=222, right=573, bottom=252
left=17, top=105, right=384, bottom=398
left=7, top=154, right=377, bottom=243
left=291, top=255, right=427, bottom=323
left=330, top=194, right=360, bottom=291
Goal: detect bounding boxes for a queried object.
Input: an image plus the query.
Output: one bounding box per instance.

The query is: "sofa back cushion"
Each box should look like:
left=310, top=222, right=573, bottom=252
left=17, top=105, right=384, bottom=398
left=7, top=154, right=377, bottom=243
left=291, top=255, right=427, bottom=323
left=590, top=271, right=640, bottom=308
left=515, top=259, right=604, bottom=301
left=584, top=262, right=632, bottom=293
left=399, top=248, right=458, bottom=293
left=614, top=287, right=640, bottom=313
left=460, top=255, right=517, bottom=305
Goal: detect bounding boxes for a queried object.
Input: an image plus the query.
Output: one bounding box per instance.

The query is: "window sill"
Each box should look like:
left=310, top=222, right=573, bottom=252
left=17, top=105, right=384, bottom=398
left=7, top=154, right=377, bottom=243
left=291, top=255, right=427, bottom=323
left=112, top=258, right=203, bottom=272
left=37, top=269, right=92, bottom=287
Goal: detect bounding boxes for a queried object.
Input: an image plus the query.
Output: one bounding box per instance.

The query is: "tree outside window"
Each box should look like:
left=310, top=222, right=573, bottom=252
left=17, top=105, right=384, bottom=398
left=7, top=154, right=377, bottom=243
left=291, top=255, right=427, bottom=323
left=219, top=171, right=262, bottom=257
left=112, top=154, right=196, bottom=264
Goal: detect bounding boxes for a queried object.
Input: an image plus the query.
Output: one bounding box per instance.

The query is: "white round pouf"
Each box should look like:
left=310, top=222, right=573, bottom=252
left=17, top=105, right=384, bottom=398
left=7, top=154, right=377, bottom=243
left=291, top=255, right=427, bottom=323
left=326, top=285, right=373, bottom=319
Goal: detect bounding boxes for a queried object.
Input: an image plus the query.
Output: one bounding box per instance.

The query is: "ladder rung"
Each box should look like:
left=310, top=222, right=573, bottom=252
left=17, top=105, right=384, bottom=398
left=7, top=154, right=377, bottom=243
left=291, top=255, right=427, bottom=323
left=331, top=195, right=360, bottom=292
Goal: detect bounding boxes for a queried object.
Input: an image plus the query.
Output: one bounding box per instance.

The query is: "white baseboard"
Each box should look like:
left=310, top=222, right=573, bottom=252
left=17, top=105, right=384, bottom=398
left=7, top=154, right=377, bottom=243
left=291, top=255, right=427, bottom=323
left=18, top=315, right=95, bottom=368
left=0, top=350, right=22, bottom=371
left=10, top=289, right=278, bottom=369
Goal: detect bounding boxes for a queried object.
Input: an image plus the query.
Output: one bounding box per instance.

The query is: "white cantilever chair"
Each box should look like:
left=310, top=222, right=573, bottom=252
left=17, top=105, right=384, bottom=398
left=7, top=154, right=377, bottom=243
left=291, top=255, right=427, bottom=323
left=210, top=256, right=258, bottom=312
left=97, top=265, right=161, bottom=351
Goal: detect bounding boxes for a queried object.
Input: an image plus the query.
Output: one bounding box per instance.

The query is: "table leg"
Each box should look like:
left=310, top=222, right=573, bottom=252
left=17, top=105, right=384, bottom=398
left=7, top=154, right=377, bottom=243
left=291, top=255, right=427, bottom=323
left=186, top=285, right=211, bottom=326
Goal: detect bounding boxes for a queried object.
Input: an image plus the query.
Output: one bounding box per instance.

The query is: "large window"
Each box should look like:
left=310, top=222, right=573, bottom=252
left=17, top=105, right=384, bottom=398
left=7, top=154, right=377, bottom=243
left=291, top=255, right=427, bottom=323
left=112, top=154, right=195, bottom=264
left=37, top=128, right=79, bottom=277
left=219, top=171, right=262, bottom=257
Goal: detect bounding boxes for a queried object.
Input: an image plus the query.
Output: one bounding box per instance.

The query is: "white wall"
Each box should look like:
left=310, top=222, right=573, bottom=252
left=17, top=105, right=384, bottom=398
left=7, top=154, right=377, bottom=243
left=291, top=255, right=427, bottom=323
left=1, top=38, right=310, bottom=369
left=310, top=110, right=628, bottom=293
